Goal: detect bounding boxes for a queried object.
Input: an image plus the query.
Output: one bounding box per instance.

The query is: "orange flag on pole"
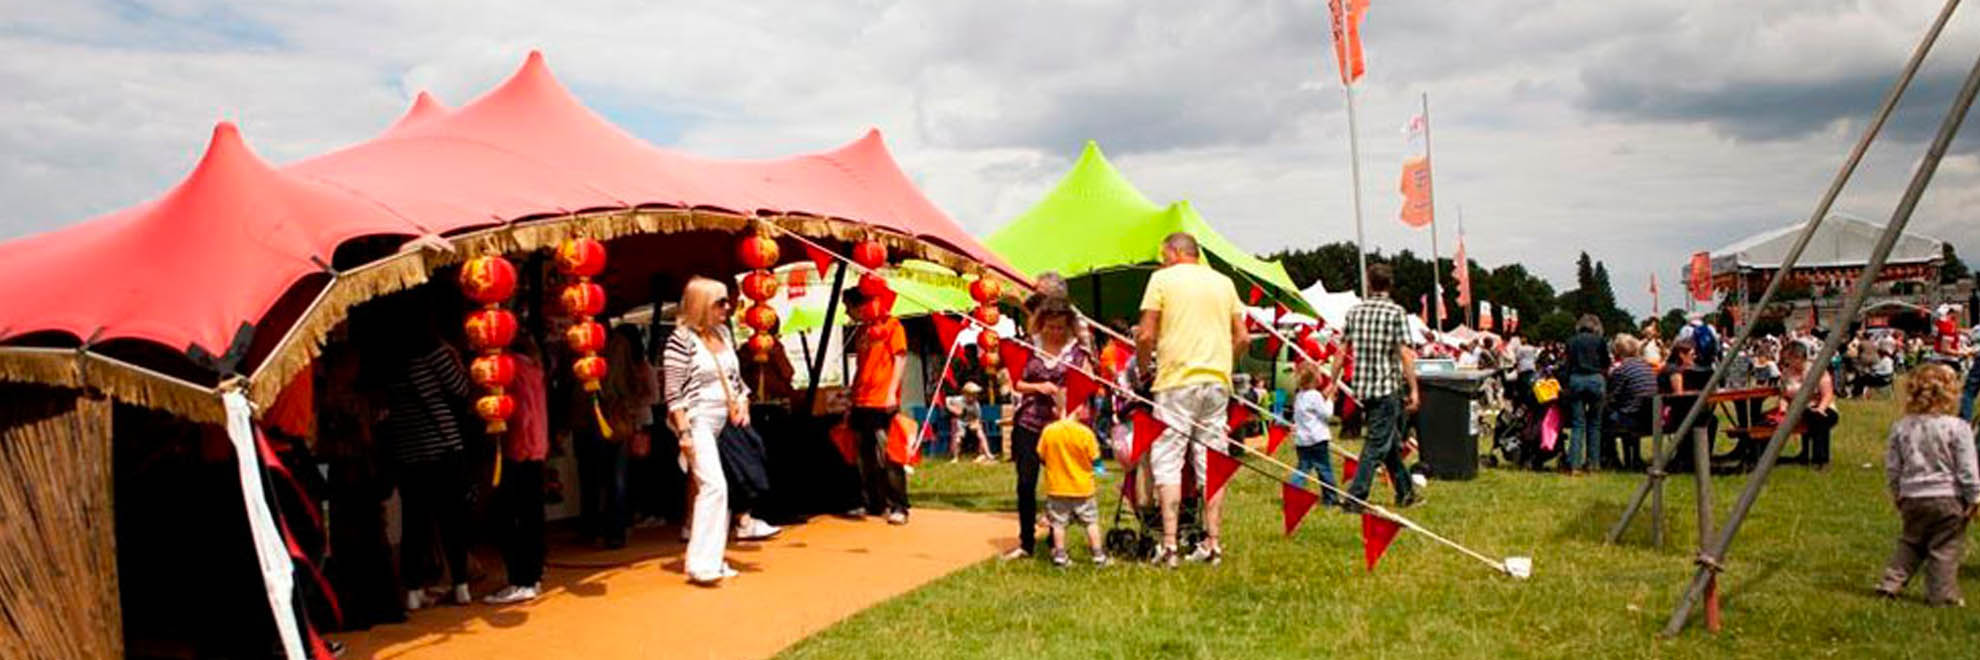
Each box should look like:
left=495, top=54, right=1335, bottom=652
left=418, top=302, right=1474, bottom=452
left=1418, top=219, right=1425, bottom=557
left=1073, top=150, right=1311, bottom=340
left=1452, top=236, right=1471, bottom=309
left=1327, top=0, right=1370, bottom=85
left=1397, top=156, right=1433, bottom=228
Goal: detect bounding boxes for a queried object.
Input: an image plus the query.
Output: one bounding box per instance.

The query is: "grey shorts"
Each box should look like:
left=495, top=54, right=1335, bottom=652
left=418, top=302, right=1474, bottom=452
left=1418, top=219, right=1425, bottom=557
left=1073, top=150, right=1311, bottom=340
left=1046, top=496, right=1098, bottom=527
left=1150, top=383, right=1230, bottom=487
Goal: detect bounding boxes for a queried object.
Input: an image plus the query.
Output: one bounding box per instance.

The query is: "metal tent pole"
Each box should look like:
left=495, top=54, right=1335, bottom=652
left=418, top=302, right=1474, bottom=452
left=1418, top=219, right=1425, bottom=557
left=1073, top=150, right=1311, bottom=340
left=1664, top=40, right=1980, bottom=636
left=802, top=262, right=850, bottom=414
left=1604, top=0, right=1962, bottom=544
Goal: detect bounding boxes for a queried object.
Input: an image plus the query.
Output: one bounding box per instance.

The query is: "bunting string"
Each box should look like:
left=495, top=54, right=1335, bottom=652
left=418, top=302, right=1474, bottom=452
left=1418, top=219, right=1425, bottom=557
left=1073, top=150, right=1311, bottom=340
left=761, top=224, right=1514, bottom=576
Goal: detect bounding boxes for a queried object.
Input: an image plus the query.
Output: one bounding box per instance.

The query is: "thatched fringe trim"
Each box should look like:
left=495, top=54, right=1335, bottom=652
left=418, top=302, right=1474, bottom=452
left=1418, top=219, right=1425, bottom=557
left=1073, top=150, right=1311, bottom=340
left=0, top=349, right=81, bottom=388
left=0, top=348, right=222, bottom=424
left=247, top=252, right=428, bottom=410
left=0, top=389, right=121, bottom=659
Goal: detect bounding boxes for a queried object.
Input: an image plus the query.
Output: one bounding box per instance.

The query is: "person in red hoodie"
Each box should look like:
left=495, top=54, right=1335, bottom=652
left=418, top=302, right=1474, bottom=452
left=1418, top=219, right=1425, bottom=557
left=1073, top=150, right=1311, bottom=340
left=485, top=333, right=549, bottom=605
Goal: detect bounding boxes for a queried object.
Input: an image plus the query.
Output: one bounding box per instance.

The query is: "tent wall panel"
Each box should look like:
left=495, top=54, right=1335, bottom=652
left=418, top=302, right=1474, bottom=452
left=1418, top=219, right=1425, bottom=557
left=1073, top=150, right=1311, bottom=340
left=0, top=385, right=120, bottom=660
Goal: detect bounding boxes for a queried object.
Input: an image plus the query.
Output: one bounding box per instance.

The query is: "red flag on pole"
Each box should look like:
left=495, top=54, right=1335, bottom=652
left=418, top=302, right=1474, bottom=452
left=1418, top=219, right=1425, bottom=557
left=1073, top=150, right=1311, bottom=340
left=804, top=244, right=837, bottom=278
left=1266, top=425, right=1290, bottom=455
left=1361, top=512, right=1404, bottom=570
left=999, top=341, right=1032, bottom=384
left=1063, top=367, right=1100, bottom=417
left=1452, top=236, right=1471, bottom=309
left=1327, top=0, right=1370, bottom=85
left=1127, top=409, right=1165, bottom=466
left=1205, top=448, right=1240, bottom=501
left=1649, top=272, right=1661, bottom=315
left=1247, top=283, right=1265, bottom=306
left=1689, top=252, right=1713, bottom=302
left=1282, top=482, right=1320, bottom=537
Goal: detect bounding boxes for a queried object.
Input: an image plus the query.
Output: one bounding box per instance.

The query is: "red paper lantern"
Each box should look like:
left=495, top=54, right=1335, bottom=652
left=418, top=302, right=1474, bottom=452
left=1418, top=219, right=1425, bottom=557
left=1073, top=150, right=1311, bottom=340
left=977, top=329, right=1000, bottom=352
left=555, top=237, right=608, bottom=278
left=741, top=271, right=781, bottom=302
left=786, top=269, right=809, bottom=298
left=747, top=331, right=779, bottom=362
left=475, top=393, right=516, bottom=433
left=742, top=303, right=779, bottom=333
left=737, top=234, right=781, bottom=270
left=459, top=255, right=518, bottom=305
left=572, top=355, right=609, bottom=391
left=972, top=306, right=1001, bottom=326
left=464, top=309, right=519, bottom=352
left=866, top=322, right=894, bottom=343
left=565, top=320, right=607, bottom=354
left=852, top=240, right=888, bottom=270
left=858, top=272, right=891, bottom=297
left=862, top=298, right=890, bottom=322
left=559, top=281, right=607, bottom=318
left=968, top=277, right=1001, bottom=304
left=470, top=354, right=517, bottom=389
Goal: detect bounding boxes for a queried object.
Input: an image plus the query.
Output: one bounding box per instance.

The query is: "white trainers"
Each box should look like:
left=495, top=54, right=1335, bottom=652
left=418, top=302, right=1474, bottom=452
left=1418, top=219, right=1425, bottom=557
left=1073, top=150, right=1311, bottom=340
left=451, top=583, right=473, bottom=605
left=886, top=511, right=909, bottom=526
left=1092, top=554, right=1111, bottom=568
left=405, top=589, right=431, bottom=612
left=1184, top=546, right=1224, bottom=566
left=1152, top=544, right=1180, bottom=569
left=482, top=584, right=540, bottom=605
left=999, top=547, right=1032, bottom=561
left=1051, top=551, right=1070, bottom=568
left=736, top=519, right=782, bottom=541
left=719, top=563, right=740, bottom=579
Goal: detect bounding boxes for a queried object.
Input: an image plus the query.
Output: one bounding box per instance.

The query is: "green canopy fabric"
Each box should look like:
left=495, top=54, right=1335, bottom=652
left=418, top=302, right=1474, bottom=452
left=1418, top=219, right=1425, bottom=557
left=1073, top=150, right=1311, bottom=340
left=782, top=260, right=976, bottom=333
left=985, top=141, right=1311, bottom=321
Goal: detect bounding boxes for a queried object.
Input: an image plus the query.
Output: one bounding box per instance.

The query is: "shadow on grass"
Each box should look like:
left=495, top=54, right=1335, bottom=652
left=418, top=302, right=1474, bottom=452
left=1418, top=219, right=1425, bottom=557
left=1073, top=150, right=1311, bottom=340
left=1550, top=499, right=1634, bottom=545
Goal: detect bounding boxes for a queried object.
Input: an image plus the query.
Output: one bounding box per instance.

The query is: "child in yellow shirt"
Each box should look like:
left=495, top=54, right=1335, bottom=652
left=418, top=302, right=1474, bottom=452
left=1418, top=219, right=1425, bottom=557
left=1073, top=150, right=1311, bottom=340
left=1039, top=394, right=1108, bottom=568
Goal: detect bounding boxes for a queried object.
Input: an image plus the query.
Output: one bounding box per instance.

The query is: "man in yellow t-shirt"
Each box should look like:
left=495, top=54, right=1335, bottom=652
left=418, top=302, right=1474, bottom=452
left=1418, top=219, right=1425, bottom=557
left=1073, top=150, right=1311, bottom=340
left=1135, top=232, right=1247, bottom=568
left=1039, top=414, right=1108, bottom=567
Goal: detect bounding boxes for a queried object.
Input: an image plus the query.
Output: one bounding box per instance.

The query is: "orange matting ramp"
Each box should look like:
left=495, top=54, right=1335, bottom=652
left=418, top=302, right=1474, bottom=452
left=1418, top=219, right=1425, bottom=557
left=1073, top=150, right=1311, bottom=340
left=336, top=508, right=1011, bottom=659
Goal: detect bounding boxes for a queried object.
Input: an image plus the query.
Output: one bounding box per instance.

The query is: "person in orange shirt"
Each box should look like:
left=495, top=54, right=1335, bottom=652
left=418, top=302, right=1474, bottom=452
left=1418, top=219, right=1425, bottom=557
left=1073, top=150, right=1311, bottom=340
left=1039, top=393, right=1108, bottom=568
left=845, top=288, right=911, bottom=525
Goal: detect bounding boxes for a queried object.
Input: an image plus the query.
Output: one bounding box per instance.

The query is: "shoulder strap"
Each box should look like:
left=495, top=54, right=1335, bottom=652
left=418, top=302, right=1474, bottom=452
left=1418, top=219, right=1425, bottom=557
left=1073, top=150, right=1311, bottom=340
left=689, top=330, right=740, bottom=407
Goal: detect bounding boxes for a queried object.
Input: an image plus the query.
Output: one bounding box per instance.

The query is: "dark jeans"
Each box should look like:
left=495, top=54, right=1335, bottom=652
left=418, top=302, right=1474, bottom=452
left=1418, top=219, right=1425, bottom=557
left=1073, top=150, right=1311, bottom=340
left=1346, top=394, right=1412, bottom=504
left=577, top=429, right=629, bottom=544
left=1010, top=425, right=1042, bottom=551
left=851, top=407, right=909, bottom=515
left=1294, top=443, right=1339, bottom=505
left=1566, top=374, right=1606, bottom=469
left=1961, top=364, right=1980, bottom=422
left=1790, top=408, right=1839, bottom=466
left=398, top=452, right=470, bottom=589
left=494, top=459, right=546, bottom=587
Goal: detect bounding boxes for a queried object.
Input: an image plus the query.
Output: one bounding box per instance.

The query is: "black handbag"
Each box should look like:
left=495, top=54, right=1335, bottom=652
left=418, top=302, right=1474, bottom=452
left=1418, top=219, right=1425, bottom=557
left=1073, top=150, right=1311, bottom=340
left=700, top=331, right=773, bottom=513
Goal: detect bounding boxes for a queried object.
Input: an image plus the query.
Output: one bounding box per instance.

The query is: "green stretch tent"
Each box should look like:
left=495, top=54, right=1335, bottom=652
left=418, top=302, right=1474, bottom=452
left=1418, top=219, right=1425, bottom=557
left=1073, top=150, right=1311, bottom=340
left=783, top=260, right=976, bottom=333
left=985, top=141, right=1312, bottom=322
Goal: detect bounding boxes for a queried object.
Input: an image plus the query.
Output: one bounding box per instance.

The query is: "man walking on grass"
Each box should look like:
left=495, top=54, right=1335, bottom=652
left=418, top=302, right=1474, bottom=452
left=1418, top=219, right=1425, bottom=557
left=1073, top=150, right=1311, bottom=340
left=1339, top=263, right=1422, bottom=511
left=1136, top=232, right=1248, bottom=568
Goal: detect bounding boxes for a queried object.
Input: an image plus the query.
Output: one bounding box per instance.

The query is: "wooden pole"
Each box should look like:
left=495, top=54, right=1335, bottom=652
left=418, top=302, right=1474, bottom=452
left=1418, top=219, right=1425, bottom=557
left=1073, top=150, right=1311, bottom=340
left=1606, top=0, right=1961, bottom=544
left=802, top=263, right=849, bottom=414
left=1665, top=35, right=1980, bottom=636
left=1651, top=391, right=1665, bottom=548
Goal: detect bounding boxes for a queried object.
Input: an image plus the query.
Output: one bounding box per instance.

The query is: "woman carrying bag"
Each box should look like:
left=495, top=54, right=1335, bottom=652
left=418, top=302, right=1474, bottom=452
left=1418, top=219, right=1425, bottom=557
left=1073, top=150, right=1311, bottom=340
left=663, top=277, right=756, bottom=586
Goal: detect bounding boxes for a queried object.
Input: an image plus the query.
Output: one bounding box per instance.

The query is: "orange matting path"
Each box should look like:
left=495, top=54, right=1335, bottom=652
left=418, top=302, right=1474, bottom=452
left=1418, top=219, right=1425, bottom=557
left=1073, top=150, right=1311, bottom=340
left=336, top=508, right=1011, bottom=660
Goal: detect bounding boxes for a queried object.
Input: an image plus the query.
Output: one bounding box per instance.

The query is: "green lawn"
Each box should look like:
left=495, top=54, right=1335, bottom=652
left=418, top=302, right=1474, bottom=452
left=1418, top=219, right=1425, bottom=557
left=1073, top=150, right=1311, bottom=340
left=781, top=396, right=1980, bottom=658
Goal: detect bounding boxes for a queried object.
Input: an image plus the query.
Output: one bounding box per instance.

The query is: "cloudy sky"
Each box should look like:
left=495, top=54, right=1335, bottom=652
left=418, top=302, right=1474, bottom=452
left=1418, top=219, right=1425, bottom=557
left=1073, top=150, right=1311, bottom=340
left=2, top=0, right=1977, bottom=317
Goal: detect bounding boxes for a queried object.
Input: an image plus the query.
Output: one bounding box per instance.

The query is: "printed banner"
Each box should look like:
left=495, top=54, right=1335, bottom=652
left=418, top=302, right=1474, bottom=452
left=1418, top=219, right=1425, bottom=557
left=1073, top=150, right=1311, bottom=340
left=1328, top=0, right=1370, bottom=85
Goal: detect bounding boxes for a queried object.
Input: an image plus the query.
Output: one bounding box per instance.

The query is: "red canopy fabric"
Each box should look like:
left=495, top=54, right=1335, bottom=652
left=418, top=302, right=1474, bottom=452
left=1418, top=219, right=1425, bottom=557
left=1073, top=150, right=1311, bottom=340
left=0, top=51, right=1017, bottom=361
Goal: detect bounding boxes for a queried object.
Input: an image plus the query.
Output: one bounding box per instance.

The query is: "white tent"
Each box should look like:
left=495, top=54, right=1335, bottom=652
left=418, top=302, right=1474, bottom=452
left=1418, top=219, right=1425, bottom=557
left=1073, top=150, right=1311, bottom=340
left=1710, top=213, right=1944, bottom=276
left=1300, top=282, right=1362, bottom=328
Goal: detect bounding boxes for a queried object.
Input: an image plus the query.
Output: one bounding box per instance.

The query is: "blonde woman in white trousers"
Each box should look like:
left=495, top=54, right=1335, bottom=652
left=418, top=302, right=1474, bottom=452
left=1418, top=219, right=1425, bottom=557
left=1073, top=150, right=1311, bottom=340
left=663, top=277, right=751, bottom=586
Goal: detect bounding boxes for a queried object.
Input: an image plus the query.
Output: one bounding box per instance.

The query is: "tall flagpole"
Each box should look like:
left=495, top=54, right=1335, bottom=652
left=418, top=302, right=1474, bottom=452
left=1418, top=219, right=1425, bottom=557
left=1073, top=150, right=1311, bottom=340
left=1423, top=92, right=1440, bottom=329
left=1346, top=74, right=1370, bottom=297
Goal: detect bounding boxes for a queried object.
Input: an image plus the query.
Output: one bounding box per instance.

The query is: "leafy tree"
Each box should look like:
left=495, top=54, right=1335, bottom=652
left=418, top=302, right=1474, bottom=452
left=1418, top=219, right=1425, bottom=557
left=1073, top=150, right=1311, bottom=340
left=1532, top=310, right=1577, bottom=343
left=1943, top=243, right=1971, bottom=284
left=1659, top=309, right=1687, bottom=341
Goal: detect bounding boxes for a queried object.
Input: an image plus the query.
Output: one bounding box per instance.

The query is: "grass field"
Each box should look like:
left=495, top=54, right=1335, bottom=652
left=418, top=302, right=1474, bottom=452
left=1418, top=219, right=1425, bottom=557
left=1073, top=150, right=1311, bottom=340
left=780, top=395, right=1980, bottom=659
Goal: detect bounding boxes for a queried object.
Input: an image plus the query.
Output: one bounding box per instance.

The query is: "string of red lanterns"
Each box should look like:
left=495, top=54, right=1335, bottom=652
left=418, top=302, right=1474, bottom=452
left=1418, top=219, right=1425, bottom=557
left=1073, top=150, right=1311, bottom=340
left=968, top=273, right=1001, bottom=367
left=556, top=237, right=610, bottom=396
left=737, top=230, right=784, bottom=363
left=460, top=254, right=520, bottom=433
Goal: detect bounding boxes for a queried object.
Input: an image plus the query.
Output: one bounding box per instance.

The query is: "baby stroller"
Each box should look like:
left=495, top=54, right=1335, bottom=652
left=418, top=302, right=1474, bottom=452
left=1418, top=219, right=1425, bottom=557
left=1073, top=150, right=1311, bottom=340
left=1102, top=405, right=1208, bottom=560
left=1485, top=370, right=1563, bottom=470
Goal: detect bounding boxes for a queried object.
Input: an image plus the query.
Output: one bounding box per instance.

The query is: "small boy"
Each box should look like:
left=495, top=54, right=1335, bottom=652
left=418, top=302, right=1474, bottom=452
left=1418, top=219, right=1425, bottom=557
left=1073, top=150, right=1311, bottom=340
left=1292, top=362, right=1342, bottom=507
left=1877, top=364, right=1979, bottom=606
left=1039, top=393, right=1108, bottom=568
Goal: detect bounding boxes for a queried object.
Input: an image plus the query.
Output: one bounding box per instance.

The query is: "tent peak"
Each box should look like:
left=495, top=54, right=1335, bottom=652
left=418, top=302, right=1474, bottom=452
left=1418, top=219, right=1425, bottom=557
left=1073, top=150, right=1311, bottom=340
left=189, top=121, right=273, bottom=182
left=385, top=91, right=450, bottom=134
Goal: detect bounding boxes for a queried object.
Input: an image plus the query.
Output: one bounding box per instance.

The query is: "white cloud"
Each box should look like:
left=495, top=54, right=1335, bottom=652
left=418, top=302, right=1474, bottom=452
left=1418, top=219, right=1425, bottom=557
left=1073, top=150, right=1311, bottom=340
left=0, top=0, right=1975, bottom=320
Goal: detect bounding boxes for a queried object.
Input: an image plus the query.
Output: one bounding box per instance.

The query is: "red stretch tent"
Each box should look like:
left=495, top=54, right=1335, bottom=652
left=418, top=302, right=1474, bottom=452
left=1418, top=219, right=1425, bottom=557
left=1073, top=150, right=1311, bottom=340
left=0, top=51, right=1016, bottom=362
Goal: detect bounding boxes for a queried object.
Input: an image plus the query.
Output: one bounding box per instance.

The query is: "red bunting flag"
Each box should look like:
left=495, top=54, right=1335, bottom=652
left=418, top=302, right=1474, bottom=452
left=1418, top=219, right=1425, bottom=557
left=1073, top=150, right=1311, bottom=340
left=932, top=313, right=966, bottom=353
left=1266, top=425, right=1290, bottom=455
left=1265, top=333, right=1283, bottom=357
left=1282, top=482, right=1320, bottom=537
left=999, top=340, right=1032, bottom=383
left=1273, top=302, right=1290, bottom=323
left=1227, top=404, right=1252, bottom=435
left=1063, top=367, right=1100, bottom=417
left=1341, top=455, right=1359, bottom=483
left=1205, top=448, right=1240, bottom=501
left=1361, top=512, right=1404, bottom=570
left=1247, top=283, right=1265, bottom=305
left=804, top=244, right=837, bottom=278
left=1127, top=409, right=1165, bottom=466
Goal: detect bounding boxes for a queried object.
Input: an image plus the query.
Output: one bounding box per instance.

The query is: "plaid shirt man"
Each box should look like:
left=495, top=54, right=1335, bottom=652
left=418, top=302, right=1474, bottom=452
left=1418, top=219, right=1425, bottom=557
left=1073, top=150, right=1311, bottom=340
left=1344, top=292, right=1411, bottom=399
